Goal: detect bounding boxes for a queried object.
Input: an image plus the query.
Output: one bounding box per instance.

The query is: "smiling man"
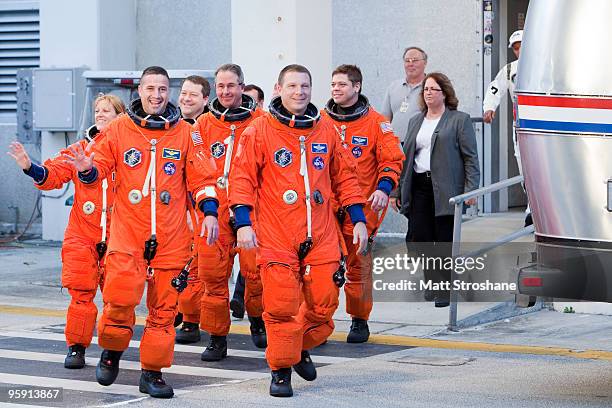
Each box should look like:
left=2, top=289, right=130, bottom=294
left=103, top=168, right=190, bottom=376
left=229, top=64, right=369, bottom=398
left=179, top=75, right=210, bottom=124
left=381, top=46, right=427, bottom=143
left=63, top=66, right=220, bottom=398
left=191, top=64, right=266, bottom=361
left=175, top=74, right=211, bottom=345
left=323, top=64, right=404, bottom=344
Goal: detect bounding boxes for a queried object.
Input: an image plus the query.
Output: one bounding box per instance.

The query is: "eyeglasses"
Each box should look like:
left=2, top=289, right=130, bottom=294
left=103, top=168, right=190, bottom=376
left=423, top=87, right=443, bottom=93
left=404, top=58, right=425, bottom=63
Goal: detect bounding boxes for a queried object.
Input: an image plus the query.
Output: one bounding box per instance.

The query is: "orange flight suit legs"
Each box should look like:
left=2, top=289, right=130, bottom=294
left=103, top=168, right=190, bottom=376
left=238, top=248, right=263, bottom=318
left=140, top=268, right=181, bottom=371
left=343, top=233, right=374, bottom=321
left=65, top=288, right=98, bottom=347
left=299, top=262, right=340, bottom=350
left=198, top=237, right=234, bottom=336
left=61, top=237, right=100, bottom=291
left=178, top=253, right=202, bottom=324
left=61, top=238, right=102, bottom=347
left=97, top=251, right=145, bottom=352
left=262, top=261, right=340, bottom=370
left=261, top=262, right=302, bottom=370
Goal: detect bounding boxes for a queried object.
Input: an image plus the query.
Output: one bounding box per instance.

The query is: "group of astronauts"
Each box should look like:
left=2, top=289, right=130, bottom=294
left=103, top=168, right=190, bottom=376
left=8, top=61, right=405, bottom=398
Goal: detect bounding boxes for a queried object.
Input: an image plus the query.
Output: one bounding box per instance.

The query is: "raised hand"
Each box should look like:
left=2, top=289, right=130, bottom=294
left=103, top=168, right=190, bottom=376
left=7, top=141, right=32, bottom=170
left=61, top=141, right=95, bottom=172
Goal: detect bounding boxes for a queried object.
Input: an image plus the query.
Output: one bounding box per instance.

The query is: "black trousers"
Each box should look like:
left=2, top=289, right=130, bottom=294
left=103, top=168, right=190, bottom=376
left=406, top=172, right=454, bottom=298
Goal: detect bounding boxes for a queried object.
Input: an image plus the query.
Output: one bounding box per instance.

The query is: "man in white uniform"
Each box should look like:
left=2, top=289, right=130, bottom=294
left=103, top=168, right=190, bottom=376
left=483, top=30, right=532, bottom=226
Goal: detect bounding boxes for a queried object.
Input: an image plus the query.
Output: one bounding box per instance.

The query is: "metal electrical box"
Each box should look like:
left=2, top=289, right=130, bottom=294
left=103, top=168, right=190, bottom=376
left=32, top=68, right=86, bottom=131
left=15, top=69, right=40, bottom=144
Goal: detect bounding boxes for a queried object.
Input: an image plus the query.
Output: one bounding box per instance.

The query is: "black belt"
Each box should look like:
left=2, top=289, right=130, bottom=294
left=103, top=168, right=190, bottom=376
left=415, top=171, right=432, bottom=178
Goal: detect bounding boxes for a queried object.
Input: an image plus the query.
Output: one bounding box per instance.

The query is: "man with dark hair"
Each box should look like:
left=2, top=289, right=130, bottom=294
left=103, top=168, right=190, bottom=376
left=140, top=65, right=169, bottom=79
left=179, top=75, right=211, bottom=123
left=332, top=64, right=363, bottom=86
left=229, top=64, right=368, bottom=397
left=244, top=84, right=265, bottom=109
left=64, top=65, right=220, bottom=398
left=192, top=63, right=266, bottom=361
left=381, top=46, right=427, bottom=143
left=324, top=64, right=404, bottom=343
left=175, top=74, right=212, bottom=344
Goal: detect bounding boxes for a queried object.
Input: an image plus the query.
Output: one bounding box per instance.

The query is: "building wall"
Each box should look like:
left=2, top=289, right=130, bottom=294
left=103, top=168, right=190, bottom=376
left=0, top=124, right=40, bottom=231
left=231, top=0, right=332, bottom=108
left=0, top=0, right=41, bottom=232
left=2, top=0, right=482, bottom=233
left=332, top=0, right=482, bottom=234
left=135, top=0, right=232, bottom=70
left=332, top=0, right=482, bottom=116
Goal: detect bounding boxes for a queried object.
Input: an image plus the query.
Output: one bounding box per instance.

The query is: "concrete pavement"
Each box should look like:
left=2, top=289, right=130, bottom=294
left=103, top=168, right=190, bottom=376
left=1, top=211, right=611, bottom=407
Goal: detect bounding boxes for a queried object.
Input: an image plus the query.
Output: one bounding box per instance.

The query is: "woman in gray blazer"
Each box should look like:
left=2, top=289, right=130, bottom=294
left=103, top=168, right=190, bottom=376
left=392, top=72, right=480, bottom=307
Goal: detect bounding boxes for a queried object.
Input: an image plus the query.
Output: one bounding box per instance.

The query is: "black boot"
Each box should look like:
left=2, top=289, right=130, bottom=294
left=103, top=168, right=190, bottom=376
left=200, top=335, right=227, bottom=361
left=64, top=344, right=86, bottom=369
left=347, top=318, right=370, bottom=343
left=292, top=350, right=316, bottom=381
left=270, top=368, right=293, bottom=397
left=139, top=369, right=174, bottom=398
left=524, top=213, right=533, bottom=227
left=173, top=312, right=183, bottom=328
left=434, top=291, right=450, bottom=308
left=230, top=274, right=246, bottom=319
left=248, top=316, right=267, bottom=348
left=175, top=322, right=201, bottom=344
left=96, top=350, right=123, bottom=386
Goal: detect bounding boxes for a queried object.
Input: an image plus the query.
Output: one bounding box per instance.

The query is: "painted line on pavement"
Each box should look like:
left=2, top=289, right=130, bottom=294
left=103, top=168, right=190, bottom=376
left=0, top=329, right=353, bottom=364
left=0, top=372, right=167, bottom=396
left=0, top=349, right=268, bottom=380
left=3, top=304, right=611, bottom=362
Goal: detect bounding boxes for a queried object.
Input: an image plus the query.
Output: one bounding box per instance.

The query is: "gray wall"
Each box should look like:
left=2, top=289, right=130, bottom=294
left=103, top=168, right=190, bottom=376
left=332, top=0, right=482, bottom=234
left=0, top=124, right=41, bottom=231
left=136, top=0, right=232, bottom=70
left=332, top=0, right=482, bottom=116
left=1, top=0, right=485, bottom=230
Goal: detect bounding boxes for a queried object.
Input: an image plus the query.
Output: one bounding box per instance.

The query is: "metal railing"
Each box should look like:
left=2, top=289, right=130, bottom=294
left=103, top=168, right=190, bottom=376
left=447, top=175, right=535, bottom=330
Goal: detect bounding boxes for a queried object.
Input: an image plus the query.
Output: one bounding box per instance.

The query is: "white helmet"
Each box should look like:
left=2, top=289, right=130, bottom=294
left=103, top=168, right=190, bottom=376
left=508, top=30, right=523, bottom=48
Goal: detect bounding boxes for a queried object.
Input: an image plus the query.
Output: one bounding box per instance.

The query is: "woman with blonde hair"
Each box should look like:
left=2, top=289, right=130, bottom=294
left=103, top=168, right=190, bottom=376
left=7, top=94, right=126, bottom=368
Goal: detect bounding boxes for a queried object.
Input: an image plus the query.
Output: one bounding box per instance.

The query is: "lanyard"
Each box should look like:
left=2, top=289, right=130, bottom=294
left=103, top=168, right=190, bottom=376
left=142, top=138, right=158, bottom=237
left=99, top=178, right=108, bottom=243
left=217, top=124, right=236, bottom=190
left=298, top=135, right=313, bottom=240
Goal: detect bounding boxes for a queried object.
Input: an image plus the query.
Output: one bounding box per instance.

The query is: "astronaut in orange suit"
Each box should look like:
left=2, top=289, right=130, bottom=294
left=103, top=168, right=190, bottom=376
left=64, top=66, right=219, bottom=399
left=192, top=64, right=265, bottom=362
left=7, top=94, right=125, bottom=369
left=323, top=65, right=404, bottom=344
left=175, top=75, right=211, bottom=344
left=229, top=64, right=368, bottom=398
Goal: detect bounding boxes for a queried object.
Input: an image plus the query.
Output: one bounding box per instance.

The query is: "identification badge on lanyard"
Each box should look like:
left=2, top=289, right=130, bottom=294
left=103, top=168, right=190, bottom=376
left=399, top=100, right=409, bottom=113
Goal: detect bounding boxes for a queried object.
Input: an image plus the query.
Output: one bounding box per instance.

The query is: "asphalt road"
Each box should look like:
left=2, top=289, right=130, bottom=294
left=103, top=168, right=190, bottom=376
left=0, top=240, right=610, bottom=407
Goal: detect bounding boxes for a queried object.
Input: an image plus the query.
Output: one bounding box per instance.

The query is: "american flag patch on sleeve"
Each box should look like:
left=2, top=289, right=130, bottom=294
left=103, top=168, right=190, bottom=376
left=191, top=131, right=203, bottom=146
left=380, top=122, right=394, bottom=134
